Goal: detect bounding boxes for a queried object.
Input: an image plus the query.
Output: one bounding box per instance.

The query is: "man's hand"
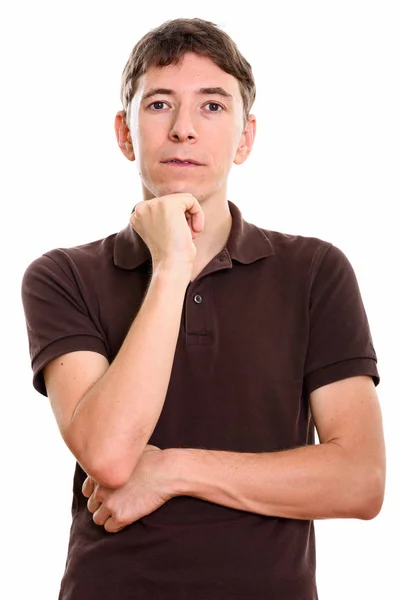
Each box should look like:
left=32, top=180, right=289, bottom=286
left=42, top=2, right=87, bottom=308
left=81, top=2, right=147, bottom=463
left=82, top=444, right=174, bottom=533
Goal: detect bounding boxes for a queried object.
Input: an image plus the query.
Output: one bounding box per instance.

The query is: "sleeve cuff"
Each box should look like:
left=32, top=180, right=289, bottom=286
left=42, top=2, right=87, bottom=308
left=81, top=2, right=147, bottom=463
left=303, top=357, right=380, bottom=397
left=32, top=335, right=109, bottom=397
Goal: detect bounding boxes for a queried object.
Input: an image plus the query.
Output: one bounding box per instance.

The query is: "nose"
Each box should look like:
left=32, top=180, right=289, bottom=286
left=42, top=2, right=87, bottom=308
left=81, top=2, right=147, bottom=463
left=168, top=107, right=199, bottom=143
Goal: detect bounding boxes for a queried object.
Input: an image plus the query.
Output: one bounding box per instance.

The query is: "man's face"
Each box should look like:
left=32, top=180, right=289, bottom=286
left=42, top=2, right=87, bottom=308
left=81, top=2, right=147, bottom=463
left=126, top=52, right=254, bottom=202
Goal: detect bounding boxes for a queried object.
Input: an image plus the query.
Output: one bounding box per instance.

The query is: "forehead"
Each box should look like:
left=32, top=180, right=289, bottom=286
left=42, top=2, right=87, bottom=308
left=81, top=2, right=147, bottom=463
left=136, top=52, right=242, bottom=99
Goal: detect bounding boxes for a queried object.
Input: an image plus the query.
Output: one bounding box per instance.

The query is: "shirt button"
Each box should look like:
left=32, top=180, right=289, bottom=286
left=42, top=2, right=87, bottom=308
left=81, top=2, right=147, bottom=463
left=194, top=294, right=203, bottom=304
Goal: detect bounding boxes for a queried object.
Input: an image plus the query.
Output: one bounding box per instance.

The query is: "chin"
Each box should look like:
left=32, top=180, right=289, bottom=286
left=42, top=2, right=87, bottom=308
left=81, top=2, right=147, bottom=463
left=155, top=183, right=199, bottom=198
left=143, top=177, right=209, bottom=202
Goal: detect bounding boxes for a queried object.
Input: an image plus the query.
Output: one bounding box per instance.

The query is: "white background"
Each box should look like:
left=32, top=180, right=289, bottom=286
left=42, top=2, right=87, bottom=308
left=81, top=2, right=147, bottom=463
left=2, top=1, right=399, bottom=598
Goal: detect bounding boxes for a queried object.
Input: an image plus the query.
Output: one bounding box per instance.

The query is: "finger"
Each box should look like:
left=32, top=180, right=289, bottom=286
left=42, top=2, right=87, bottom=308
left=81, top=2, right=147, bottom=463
left=104, top=515, right=125, bottom=534
left=192, top=210, right=204, bottom=232
left=87, top=494, right=102, bottom=514
left=182, top=196, right=204, bottom=232
left=182, top=194, right=202, bottom=218
left=130, top=202, right=142, bottom=218
left=82, top=476, right=94, bottom=498
left=92, top=504, right=112, bottom=527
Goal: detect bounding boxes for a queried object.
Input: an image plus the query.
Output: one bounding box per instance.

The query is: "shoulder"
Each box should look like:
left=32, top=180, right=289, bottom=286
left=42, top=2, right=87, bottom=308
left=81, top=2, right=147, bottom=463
left=22, top=232, right=118, bottom=283
left=258, top=225, right=337, bottom=274
left=262, top=226, right=331, bottom=257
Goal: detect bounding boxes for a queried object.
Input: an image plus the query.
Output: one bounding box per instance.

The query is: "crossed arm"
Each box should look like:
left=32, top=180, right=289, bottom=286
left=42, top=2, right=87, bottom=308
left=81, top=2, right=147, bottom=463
left=83, top=375, right=386, bottom=531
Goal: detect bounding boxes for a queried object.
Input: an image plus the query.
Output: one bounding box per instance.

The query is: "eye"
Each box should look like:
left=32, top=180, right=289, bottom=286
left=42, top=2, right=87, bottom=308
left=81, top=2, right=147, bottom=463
left=149, top=101, right=168, bottom=110
left=206, top=102, right=223, bottom=112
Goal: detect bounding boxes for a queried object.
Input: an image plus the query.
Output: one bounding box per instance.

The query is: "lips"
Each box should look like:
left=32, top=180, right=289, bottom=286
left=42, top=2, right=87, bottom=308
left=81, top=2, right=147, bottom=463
left=162, top=158, right=203, bottom=165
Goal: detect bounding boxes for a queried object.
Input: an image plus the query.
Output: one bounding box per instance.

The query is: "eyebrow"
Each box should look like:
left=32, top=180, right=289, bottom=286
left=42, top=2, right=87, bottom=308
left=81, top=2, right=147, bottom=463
left=141, top=87, right=234, bottom=103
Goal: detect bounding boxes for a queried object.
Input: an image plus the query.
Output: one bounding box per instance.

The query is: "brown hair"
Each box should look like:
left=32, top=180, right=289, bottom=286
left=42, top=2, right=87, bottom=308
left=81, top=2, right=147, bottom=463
left=120, top=18, right=256, bottom=130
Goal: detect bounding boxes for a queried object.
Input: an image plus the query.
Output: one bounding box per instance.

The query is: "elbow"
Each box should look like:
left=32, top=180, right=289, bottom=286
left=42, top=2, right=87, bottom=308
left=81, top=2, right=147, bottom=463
left=67, top=420, right=146, bottom=489
left=73, top=460, right=123, bottom=489
left=354, top=466, right=386, bottom=520
left=84, top=444, right=146, bottom=489
left=87, top=462, right=131, bottom=489
left=69, top=440, right=140, bottom=489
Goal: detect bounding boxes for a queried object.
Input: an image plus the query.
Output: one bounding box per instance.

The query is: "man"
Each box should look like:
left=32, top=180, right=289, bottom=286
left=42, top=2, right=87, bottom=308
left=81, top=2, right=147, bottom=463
left=21, top=17, right=385, bottom=600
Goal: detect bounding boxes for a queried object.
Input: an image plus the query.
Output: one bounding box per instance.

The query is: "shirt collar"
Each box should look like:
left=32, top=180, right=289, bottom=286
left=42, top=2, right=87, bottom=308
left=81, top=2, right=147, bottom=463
left=113, top=199, right=274, bottom=270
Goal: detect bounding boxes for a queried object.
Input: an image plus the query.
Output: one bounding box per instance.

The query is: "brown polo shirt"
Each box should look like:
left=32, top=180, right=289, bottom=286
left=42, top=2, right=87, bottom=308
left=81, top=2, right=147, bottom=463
left=21, top=199, right=379, bottom=600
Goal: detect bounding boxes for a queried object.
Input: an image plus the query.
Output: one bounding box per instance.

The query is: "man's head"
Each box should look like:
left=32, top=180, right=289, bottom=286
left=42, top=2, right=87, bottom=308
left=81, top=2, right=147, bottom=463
left=115, top=18, right=257, bottom=203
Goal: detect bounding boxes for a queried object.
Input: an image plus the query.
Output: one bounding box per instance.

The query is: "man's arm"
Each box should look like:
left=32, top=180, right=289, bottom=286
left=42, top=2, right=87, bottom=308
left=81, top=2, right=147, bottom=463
left=165, top=375, right=386, bottom=520
left=44, top=265, right=190, bottom=489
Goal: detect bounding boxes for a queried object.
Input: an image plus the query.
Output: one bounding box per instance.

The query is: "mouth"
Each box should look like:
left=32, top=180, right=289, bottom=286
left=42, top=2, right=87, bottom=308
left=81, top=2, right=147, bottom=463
left=161, top=158, right=204, bottom=167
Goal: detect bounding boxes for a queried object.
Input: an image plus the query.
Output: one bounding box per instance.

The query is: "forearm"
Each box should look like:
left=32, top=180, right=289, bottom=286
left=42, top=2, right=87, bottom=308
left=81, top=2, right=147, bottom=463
left=166, top=442, right=378, bottom=520
left=71, top=265, right=190, bottom=487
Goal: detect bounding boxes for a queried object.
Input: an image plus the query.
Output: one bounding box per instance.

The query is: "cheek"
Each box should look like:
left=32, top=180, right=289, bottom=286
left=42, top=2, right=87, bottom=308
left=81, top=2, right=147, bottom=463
left=136, top=123, right=165, bottom=158
left=133, top=136, right=153, bottom=173
left=215, top=138, right=240, bottom=170
left=214, top=124, right=241, bottom=156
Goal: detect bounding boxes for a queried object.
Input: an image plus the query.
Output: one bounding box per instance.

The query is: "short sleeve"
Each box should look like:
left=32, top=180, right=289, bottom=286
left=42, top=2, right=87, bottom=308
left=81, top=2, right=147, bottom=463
left=303, top=243, right=380, bottom=397
left=21, top=252, right=108, bottom=397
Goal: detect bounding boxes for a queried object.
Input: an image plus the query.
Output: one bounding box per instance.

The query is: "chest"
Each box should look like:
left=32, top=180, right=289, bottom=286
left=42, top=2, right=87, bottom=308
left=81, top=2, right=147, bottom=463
left=99, top=263, right=311, bottom=452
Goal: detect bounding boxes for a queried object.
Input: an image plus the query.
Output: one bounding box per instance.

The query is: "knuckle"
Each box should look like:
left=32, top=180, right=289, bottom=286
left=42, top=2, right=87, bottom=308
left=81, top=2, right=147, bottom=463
left=114, top=509, right=128, bottom=526
left=94, top=490, right=103, bottom=503
left=105, top=520, right=118, bottom=534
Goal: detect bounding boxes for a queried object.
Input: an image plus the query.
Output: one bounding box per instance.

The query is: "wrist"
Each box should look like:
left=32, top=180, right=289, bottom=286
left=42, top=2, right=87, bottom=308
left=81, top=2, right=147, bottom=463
left=162, top=448, right=192, bottom=497
left=152, top=262, right=192, bottom=283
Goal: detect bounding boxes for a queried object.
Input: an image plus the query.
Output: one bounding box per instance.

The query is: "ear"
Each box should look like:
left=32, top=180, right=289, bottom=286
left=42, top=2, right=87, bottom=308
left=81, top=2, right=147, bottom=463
left=115, top=110, right=135, bottom=161
left=233, top=114, right=256, bottom=166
